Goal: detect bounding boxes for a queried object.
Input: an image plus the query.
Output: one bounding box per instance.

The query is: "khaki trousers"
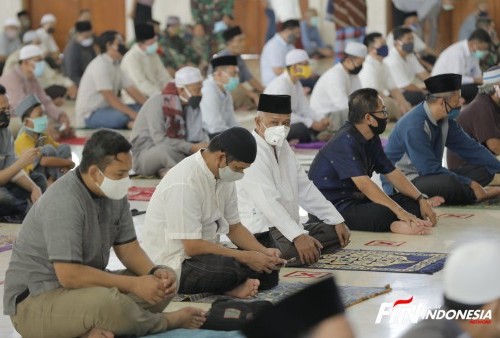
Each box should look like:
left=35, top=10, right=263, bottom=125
left=11, top=286, right=171, bottom=338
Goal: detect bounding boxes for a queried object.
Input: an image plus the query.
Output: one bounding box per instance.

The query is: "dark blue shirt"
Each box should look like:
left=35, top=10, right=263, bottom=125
left=309, top=122, right=395, bottom=212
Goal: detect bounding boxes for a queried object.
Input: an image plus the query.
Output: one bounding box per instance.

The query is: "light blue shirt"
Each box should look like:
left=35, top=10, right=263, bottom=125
left=200, top=76, right=239, bottom=135
left=260, top=33, right=295, bottom=86
left=300, top=21, right=325, bottom=55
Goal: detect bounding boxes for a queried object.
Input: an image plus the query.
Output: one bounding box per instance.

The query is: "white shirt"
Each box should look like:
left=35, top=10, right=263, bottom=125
left=431, top=40, right=481, bottom=85
left=264, top=72, right=319, bottom=128
left=75, top=54, right=134, bottom=127
left=392, top=0, right=440, bottom=19
left=36, top=28, right=59, bottom=54
left=386, top=31, right=427, bottom=54
left=310, top=63, right=361, bottom=116
left=260, top=33, right=295, bottom=86
left=121, top=44, right=171, bottom=98
left=236, top=131, right=344, bottom=242
left=384, top=48, right=425, bottom=89
left=270, top=0, right=301, bottom=22
left=142, top=151, right=239, bottom=278
left=200, top=76, right=239, bottom=134
left=359, top=55, right=397, bottom=94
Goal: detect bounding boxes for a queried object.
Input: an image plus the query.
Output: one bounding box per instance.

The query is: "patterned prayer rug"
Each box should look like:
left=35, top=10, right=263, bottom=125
left=128, top=186, right=156, bottom=201
left=0, top=235, right=16, bottom=252
left=173, top=281, right=391, bottom=308
left=303, top=249, right=447, bottom=274
left=440, top=196, right=500, bottom=210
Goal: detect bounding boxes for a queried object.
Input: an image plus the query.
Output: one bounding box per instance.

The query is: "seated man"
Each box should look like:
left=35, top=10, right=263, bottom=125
left=131, top=66, right=209, bottom=177
left=0, top=18, right=21, bottom=74
left=142, top=127, right=284, bottom=298
left=218, top=26, right=264, bottom=110
left=448, top=66, right=500, bottom=173
left=402, top=240, right=500, bottom=338
left=384, top=27, right=430, bottom=106
left=265, top=49, right=330, bottom=143
left=383, top=73, right=500, bottom=205
left=300, top=8, right=334, bottom=59
left=432, top=29, right=492, bottom=103
left=236, top=94, right=351, bottom=266
left=36, top=14, right=60, bottom=68
left=0, top=44, right=74, bottom=140
left=121, top=23, right=170, bottom=100
left=310, top=42, right=367, bottom=133
left=359, top=32, right=411, bottom=120
left=309, top=88, right=436, bottom=235
left=3, top=129, right=206, bottom=338
left=200, top=55, right=240, bottom=138
left=75, top=30, right=146, bottom=129
left=0, top=85, right=45, bottom=223
left=15, top=95, right=74, bottom=184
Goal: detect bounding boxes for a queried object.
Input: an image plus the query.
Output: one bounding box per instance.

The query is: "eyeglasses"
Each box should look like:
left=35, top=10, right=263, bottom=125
left=368, top=107, right=388, bottom=118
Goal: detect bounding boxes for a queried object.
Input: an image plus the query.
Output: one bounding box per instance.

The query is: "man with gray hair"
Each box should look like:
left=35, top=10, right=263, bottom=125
left=130, top=66, right=208, bottom=177
left=448, top=66, right=500, bottom=174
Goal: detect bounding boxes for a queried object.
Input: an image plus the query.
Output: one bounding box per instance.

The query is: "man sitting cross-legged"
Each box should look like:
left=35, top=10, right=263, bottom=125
left=142, top=127, right=285, bottom=299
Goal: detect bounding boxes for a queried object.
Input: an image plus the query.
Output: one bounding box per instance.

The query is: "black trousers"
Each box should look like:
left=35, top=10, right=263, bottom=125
left=287, top=122, right=318, bottom=143
left=411, top=164, right=494, bottom=205
left=255, top=222, right=341, bottom=267
left=339, top=194, right=421, bottom=232
left=179, top=254, right=279, bottom=295
left=403, top=91, right=425, bottom=106
left=0, top=172, right=47, bottom=218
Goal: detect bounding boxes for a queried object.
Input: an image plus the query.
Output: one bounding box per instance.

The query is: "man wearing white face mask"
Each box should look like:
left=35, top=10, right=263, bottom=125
left=265, top=49, right=330, bottom=143
left=236, top=94, right=351, bottom=266
left=143, top=127, right=285, bottom=298
left=131, top=66, right=209, bottom=177
left=121, top=23, right=170, bottom=101
left=4, top=129, right=208, bottom=338
left=62, top=20, right=97, bottom=86
left=200, top=55, right=240, bottom=138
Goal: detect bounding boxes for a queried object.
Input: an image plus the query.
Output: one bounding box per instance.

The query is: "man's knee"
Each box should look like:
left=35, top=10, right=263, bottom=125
left=40, top=144, right=57, bottom=157
left=56, top=144, right=72, bottom=159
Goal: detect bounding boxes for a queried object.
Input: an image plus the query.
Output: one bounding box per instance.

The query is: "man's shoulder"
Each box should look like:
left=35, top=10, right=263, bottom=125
left=401, top=319, right=465, bottom=338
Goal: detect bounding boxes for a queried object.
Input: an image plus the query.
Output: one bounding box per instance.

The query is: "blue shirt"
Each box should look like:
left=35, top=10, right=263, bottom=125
left=382, top=102, right=500, bottom=194
left=260, top=33, right=295, bottom=86
left=308, top=122, right=395, bottom=212
left=300, top=21, right=325, bottom=55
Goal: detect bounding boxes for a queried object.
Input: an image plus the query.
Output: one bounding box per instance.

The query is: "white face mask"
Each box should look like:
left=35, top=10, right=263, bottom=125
left=80, top=37, right=94, bottom=47
left=97, top=170, right=131, bottom=200
left=263, top=124, right=290, bottom=147
left=219, top=165, right=244, bottom=182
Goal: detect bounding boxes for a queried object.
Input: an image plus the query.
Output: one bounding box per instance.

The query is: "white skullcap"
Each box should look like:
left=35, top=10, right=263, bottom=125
left=40, top=13, right=56, bottom=25
left=4, top=18, right=20, bottom=27
left=482, top=66, right=500, bottom=85
left=345, top=42, right=368, bottom=58
left=22, top=30, right=38, bottom=44
left=444, top=241, right=500, bottom=305
left=19, top=44, right=43, bottom=61
left=175, top=66, right=203, bottom=87
left=286, top=49, right=309, bottom=66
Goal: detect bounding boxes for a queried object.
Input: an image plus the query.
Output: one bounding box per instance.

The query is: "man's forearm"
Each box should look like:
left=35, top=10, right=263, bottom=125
left=227, top=223, right=267, bottom=253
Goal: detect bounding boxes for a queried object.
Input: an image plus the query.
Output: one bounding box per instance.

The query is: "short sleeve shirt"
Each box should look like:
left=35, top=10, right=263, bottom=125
left=3, top=169, right=137, bottom=315
left=0, top=127, right=16, bottom=171
left=308, top=122, right=395, bottom=211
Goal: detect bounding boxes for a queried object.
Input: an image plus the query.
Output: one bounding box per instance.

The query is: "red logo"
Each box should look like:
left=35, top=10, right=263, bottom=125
left=393, top=296, right=414, bottom=308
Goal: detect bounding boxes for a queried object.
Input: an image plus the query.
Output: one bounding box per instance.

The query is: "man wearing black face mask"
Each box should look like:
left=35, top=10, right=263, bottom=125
left=310, top=42, right=367, bottom=133
left=130, top=66, right=209, bottom=177
left=0, top=84, right=46, bottom=223
left=309, top=88, right=436, bottom=235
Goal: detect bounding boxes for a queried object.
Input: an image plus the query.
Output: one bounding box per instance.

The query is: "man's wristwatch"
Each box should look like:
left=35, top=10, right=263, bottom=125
left=416, top=193, right=429, bottom=202
left=148, top=265, right=170, bottom=275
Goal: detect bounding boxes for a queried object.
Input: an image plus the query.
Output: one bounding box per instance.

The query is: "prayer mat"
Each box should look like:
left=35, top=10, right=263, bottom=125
left=58, top=136, right=87, bottom=145
left=303, top=249, right=447, bottom=274
left=145, top=329, right=244, bottom=338
left=0, top=235, right=16, bottom=252
left=441, top=196, right=500, bottom=210
left=128, top=186, right=156, bottom=201
left=173, top=281, right=391, bottom=308
left=293, top=141, right=326, bottom=150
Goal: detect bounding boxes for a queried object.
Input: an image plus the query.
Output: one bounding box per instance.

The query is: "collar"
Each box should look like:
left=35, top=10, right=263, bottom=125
left=133, top=43, right=147, bottom=56
left=276, top=33, right=288, bottom=47
left=14, top=66, right=31, bottom=81
left=423, top=101, right=439, bottom=126
left=102, top=53, right=119, bottom=66
left=366, top=54, right=383, bottom=65
left=194, top=150, right=217, bottom=182
left=347, top=121, right=370, bottom=144
left=283, top=71, right=296, bottom=85
left=76, top=167, right=101, bottom=199
left=461, top=39, right=471, bottom=57
left=208, top=75, right=227, bottom=95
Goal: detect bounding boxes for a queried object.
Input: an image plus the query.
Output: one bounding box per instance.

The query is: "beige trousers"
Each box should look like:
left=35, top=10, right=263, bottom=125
left=11, top=286, right=171, bottom=338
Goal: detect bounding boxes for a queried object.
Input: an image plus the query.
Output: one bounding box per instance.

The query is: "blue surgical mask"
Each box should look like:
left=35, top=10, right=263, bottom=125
left=472, top=49, right=488, bottom=60
left=26, top=115, right=48, bottom=133
left=223, top=73, right=239, bottom=92
left=445, top=100, right=461, bottom=120
left=376, top=45, right=389, bottom=57
left=145, top=41, right=158, bottom=55
left=33, top=61, right=45, bottom=77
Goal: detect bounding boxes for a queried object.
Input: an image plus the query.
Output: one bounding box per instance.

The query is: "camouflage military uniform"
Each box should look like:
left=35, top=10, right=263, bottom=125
left=158, top=33, right=201, bottom=70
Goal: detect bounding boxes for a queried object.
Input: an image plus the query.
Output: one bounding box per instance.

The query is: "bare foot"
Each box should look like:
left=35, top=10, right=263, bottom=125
left=80, top=328, right=114, bottom=338
left=485, top=186, right=500, bottom=199
left=390, top=221, right=432, bottom=235
left=225, top=278, right=260, bottom=299
left=164, top=307, right=207, bottom=330
left=428, top=196, right=445, bottom=207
